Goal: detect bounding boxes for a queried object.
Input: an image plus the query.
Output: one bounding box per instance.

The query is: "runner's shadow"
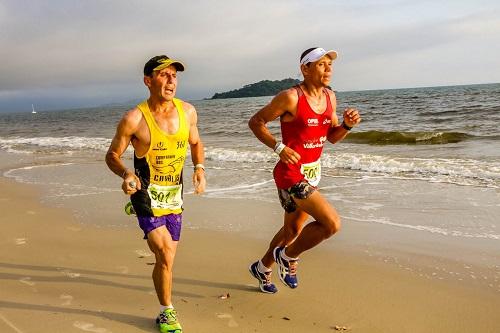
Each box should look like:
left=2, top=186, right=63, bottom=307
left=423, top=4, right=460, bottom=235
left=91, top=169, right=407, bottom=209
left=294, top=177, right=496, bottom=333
left=0, top=262, right=147, bottom=279
left=0, top=300, right=156, bottom=332
left=0, top=262, right=255, bottom=293
left=0, top=271, right=201, bottom=299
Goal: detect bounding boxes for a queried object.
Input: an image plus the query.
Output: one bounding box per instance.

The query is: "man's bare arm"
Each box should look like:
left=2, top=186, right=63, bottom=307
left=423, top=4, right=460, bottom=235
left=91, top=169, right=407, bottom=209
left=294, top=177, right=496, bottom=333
left=105, top=109, right=142, bottom=193
left=248, top=89, right=301, bottom=164
left=248, top=89, right=294, bottom=149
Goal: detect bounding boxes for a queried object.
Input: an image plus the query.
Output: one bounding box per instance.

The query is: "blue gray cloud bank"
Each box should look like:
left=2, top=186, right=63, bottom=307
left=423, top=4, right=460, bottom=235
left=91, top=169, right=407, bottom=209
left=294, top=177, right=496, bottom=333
left=0, top=0, right=499, bottom=111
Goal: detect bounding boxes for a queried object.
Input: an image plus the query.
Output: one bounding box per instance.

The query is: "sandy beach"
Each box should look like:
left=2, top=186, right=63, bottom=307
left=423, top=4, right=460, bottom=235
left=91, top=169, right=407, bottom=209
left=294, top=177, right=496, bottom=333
left=1, top=0, right=499, bottom=330
left=1, top=176, right=499, bottom=333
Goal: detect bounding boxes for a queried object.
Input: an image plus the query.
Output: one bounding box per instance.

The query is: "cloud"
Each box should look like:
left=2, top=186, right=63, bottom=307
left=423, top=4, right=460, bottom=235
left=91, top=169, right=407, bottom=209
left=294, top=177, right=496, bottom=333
left=0, top=0, right=499, bottom=111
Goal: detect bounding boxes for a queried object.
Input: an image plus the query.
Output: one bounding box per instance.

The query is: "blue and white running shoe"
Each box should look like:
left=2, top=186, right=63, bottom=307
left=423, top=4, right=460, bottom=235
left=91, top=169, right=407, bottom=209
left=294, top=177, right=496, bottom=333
left=273, top=247, right=298, bottom=288
left=249, top=261, right=278, bottom=294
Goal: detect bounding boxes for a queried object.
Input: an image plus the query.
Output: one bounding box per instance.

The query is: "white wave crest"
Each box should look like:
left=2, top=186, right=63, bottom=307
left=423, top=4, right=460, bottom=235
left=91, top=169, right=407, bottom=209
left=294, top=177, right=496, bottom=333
left=323, top=152, right=500, bottom=188
left=204, top=148, right=499, bottom=187
left=0, top=136, right=111, bottom=152
left=347, top=216, right=500, bottom=240
left=3, top=162, right=75, bottom=183
left=205, top=147, right=277, bottom=163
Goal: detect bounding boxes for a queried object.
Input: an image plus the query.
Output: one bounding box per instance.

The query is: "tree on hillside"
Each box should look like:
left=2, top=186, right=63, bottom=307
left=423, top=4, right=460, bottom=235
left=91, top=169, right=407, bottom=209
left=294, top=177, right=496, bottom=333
left=211, top=78, right=301, bottom=99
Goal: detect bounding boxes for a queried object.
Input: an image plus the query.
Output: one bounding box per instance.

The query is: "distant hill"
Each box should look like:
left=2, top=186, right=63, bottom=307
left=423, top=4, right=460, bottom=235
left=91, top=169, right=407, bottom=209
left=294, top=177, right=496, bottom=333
left=211, top=78, right=301, bottom=99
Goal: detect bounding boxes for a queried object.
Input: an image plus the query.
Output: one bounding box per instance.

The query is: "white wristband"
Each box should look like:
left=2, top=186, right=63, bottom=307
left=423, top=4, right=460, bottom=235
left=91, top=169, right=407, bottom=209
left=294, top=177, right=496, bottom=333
left=273, top=142, right=286, bottom=155
left=194, top=163, right=205, bottom=171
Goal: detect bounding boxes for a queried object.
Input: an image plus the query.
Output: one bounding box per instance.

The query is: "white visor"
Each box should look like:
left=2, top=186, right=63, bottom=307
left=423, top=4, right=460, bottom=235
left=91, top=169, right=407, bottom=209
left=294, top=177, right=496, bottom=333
left=300, top=48, right=338, bottom=65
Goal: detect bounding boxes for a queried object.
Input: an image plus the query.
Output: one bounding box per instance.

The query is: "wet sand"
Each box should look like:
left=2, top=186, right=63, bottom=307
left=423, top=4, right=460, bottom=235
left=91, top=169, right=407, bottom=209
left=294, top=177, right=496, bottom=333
left=0, top=177, right=499, bottom=332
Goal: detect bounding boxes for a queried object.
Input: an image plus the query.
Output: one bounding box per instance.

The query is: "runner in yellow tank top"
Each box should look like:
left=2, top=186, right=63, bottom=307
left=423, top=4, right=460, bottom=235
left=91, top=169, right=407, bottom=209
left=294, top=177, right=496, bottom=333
left=135, top=98, right=189, bottom=216
left=106, top=55, right=206, bottom=333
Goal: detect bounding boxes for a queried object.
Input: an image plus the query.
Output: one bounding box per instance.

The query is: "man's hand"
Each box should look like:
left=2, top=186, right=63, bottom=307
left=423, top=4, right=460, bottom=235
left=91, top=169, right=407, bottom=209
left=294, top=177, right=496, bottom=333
left=193, top=169, right=206, bottom=194
left=122, top=170, right=141, bottom=195
left=279, top=146, right=301, bottom=164
left=343, top=108, right=361, bottom=128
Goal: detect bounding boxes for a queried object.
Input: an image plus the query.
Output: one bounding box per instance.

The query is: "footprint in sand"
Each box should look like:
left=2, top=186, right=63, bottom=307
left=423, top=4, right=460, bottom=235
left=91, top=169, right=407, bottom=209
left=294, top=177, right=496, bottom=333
left=73, top=321, right=111, bottom=333
left=216, top=313, right=239, bottom=328
left=60, top=294, right=73, bottom=306
left=19, top=277, right=37, bottom=292
left=15, top=238, right=26, bottom=245
left=116, top=266, right=129, bottom=274
left=135, top=249, right=152, bottom=258
left=66, top=226, right=82, bottom=232
left=26, top=210, right=36, bottom=215
left=19, top=277, right=35, bottom=286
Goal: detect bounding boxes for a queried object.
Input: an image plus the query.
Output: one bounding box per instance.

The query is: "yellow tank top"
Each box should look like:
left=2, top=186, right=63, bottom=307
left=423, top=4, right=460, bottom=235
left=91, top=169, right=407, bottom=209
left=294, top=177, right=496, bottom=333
left=136, top=99, right=189, bottom=216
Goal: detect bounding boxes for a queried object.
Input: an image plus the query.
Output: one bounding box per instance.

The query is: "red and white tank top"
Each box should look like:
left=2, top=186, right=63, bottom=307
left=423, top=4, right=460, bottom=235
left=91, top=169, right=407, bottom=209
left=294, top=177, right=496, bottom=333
left=273, top=86, right=333, bottom=189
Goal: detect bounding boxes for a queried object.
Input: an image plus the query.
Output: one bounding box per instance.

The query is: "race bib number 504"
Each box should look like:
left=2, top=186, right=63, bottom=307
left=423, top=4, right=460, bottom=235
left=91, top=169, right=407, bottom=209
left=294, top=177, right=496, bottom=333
left=147, top=183, right=183, bottom=211
left=300, top=159, right=321, bottom=187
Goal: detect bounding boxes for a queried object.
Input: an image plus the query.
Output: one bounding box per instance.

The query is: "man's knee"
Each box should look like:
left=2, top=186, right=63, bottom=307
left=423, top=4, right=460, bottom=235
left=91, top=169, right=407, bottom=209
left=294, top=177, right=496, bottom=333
left=323, top=215, right=341, bottom=237
left=153, top=245, right=175, bottom=269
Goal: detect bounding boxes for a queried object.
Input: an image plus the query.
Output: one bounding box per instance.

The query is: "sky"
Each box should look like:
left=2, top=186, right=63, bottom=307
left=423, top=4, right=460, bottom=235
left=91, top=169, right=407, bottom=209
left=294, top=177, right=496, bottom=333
left=0, top=0, right=499, bottom=112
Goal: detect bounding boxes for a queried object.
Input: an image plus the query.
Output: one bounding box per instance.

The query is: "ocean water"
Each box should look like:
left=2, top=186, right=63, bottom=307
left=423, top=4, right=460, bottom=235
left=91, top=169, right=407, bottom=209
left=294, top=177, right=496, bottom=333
left=1, top=83, right=499, bottom=291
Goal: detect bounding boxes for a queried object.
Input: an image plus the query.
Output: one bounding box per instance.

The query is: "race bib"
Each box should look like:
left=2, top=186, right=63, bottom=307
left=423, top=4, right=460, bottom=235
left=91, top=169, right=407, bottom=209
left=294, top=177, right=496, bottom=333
left=147, top=183, right=183, bottom=211
left=300, top=159, right=321, bottom=186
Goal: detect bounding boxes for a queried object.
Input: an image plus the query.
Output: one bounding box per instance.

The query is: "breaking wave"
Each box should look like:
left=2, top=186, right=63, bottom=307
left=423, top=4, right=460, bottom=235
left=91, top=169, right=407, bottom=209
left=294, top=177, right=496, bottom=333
left=345, top=131, right=473, bottom=145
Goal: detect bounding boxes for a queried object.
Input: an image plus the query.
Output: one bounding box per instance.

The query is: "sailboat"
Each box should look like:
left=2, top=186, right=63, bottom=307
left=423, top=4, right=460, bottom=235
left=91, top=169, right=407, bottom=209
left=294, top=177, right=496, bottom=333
left=31, top=104, right=37, bottom=114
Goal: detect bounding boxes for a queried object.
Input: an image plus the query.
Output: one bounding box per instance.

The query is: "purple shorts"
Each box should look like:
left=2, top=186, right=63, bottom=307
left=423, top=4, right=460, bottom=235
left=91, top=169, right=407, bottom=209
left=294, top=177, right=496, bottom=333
left=137, top=214, right=182, bottom=241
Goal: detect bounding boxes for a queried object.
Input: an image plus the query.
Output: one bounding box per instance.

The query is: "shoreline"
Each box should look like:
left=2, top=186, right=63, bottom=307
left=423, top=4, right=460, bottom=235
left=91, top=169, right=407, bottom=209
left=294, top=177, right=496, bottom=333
left=1, top=151, right=499, bottom=294
left=1, top=150, right=498, bottom=290
left=1, top=176, right=499, bottom=332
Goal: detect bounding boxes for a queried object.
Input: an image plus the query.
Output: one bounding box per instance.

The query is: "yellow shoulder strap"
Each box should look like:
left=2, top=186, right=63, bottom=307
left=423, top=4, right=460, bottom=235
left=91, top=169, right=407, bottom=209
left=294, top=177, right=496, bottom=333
left=137, top=100, right=155, bottom=129
left=172, top=98, right=188, bottom=131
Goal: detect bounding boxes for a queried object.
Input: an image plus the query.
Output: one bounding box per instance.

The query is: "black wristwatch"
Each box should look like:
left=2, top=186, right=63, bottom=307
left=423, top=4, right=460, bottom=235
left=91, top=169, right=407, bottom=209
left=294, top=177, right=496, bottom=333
left=341, top=121, right=352, bottom=131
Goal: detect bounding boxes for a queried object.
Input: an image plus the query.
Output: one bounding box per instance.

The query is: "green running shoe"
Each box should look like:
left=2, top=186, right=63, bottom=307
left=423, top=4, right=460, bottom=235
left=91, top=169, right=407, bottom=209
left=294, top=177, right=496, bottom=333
left=124, top=202, right=136, bottom=215
left=156, top=308, right=182, bottom=333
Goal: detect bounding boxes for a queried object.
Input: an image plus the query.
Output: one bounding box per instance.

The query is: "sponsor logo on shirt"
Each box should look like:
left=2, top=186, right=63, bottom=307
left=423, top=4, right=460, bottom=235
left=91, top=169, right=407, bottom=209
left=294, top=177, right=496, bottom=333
left=153, top=174, right=181, bottom=182
left=303, top=136, right=327, bottom=149
left=176, top=140, right=186, bottom=149
left=155, top=155, right=176, bottom=164
left=153, top=141, right=169, bottom=151
left=323, top=118, right=332, bottom=125
left=152, top=156, right=185, bottom=174
left=307, top=118, right=319, bottom=126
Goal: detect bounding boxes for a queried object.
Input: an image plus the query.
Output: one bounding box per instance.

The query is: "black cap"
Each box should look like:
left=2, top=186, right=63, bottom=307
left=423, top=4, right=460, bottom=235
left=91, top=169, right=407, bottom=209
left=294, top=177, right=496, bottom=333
left=143, top=55, right=185, bottom=76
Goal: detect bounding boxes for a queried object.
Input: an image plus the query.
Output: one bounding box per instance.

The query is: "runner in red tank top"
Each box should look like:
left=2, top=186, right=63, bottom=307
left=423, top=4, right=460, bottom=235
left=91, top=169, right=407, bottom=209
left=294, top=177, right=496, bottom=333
left=248, top=47, right=361, bottom=293
left=274, top=85, right=333, bottom=189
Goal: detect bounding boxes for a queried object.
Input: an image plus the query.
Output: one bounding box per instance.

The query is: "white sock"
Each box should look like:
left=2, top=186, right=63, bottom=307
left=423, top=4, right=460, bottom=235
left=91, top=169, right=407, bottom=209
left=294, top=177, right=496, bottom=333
left=160, top=304, right=174, bottom=312
left=282, top=248, right=299, bottom=261
left=257, top=260, right=272, bottom=273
